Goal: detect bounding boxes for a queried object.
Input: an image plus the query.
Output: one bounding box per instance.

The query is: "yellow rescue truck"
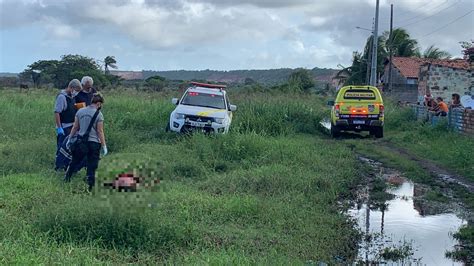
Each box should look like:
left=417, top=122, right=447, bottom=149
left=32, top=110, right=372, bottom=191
left=328, top=85, right=384, bottom=138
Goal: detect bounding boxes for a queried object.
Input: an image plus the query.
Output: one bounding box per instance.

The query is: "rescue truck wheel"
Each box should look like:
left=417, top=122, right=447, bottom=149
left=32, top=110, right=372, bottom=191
left=331, top=124, right=341, bottom=138
left=374, top=127, right=383, bottom=138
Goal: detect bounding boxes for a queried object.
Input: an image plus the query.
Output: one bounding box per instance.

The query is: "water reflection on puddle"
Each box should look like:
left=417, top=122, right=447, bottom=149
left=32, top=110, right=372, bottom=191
left=319, top=119, right=331, bottom=130
left=349, top=181, right=467, bottom=265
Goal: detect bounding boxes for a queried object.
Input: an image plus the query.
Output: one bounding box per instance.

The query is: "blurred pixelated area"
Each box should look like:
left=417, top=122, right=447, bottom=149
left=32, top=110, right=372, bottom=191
left=95, top=159, right=166, bottom=211
left=103, top=171, right=160, bottom=192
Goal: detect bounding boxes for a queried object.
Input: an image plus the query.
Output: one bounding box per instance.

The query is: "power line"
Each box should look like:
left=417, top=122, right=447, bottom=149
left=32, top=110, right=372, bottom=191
left=398, top=0, right=460, bottom=28
left=380, top=0, right=449, bottom=26
left=422, top=9, right=474, bottom=37
left=398, top=0, right=449, bottom=23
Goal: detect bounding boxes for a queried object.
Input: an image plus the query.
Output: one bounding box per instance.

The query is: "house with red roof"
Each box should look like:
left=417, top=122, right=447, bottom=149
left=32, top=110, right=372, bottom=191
left=418, top=59, right=472, bottom=104
left=383, top=56, right=473, bottom=103
left=383, top=57, right=429, bottom=86
left=382, top=57, right=428, bottom=102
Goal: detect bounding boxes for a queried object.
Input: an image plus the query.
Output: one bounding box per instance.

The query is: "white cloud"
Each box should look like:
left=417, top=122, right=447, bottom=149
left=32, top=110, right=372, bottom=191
left=291, top=40, right=305, bottom=54
left=1, top=0, right=472, bottom=71
left=41, top=17, right=80, bottom=39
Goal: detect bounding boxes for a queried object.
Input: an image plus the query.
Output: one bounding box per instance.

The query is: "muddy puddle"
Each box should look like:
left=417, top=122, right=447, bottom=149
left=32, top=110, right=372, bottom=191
left=319, top=118, right=331, bottom=131
left=350, top=157, right=467, bottom=265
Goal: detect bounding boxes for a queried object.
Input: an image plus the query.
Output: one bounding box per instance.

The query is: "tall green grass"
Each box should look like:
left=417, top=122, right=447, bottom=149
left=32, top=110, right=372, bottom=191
left=383, top=102, right=474, bottom=180
left=0, top=89, right=360, bottom=264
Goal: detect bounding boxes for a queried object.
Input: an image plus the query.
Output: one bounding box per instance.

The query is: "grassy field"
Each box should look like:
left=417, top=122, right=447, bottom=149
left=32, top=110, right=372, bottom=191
left=0, top=89, right=362, bottom=264
left=1, top=89, right=472, bottom=264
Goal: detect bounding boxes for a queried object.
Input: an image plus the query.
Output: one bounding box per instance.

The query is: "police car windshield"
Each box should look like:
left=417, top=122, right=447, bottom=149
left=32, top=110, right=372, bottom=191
left=181, top=91, right=226, bottom=109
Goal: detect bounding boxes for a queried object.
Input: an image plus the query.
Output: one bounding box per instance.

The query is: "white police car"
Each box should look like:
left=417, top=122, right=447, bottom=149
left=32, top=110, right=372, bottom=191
left=167, top=82, right=237, bottom=134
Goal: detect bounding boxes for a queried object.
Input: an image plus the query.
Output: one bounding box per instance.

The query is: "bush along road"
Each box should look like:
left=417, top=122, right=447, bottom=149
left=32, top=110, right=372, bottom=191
left=0, top=89, right=472, bottom=264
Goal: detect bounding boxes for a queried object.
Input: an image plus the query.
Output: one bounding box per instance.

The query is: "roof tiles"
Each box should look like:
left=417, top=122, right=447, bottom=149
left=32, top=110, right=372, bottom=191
left=390, top=57, right=470, bottom=79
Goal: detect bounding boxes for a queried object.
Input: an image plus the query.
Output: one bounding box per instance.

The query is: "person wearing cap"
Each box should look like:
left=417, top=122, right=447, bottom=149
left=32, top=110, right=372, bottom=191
left=74, top=76, right=97, bottom=109
left=65, top=93, right=107, bottom=190
left=54, top=79, right=81, bottom=159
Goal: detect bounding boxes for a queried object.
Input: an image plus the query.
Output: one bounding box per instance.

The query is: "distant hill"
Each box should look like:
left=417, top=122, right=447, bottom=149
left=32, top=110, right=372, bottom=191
left=0, top=73, right=19, bottom=78
left=111, top=68, right=337, bottom=85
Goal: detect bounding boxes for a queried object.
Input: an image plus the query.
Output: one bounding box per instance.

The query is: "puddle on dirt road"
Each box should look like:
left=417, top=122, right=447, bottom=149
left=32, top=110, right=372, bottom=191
left=319, top=118, right=331, bottom=131
left=350, top=157, right=467, bottom=265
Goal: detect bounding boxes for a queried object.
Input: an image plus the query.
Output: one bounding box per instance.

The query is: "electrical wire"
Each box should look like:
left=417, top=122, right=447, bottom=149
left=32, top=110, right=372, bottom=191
left=398, top=0, right=449, bottom=23
left=422, top=9, right=474, bottom=37
left=380, top=0, right=449, bottom=26
left=398, top=0, right=460, bottom=28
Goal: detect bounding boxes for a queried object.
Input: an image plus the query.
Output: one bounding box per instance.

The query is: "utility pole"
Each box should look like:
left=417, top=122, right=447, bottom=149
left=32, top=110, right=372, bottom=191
left=365, top=20, right=374, bottom=85
left=370, top=0, right=380, bottom=86
left=388, top=4, right=394, bottom=92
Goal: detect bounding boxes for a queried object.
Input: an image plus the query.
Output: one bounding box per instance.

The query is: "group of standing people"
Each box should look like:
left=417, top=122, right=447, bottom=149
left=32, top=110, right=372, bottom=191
left=424, top=92, right=463, bottom=117
left=54, top=76, right=107, bottom=191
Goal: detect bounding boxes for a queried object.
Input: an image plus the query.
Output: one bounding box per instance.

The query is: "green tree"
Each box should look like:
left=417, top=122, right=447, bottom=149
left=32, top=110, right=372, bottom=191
left=145, top=76, right=167, bottom=91
left=104, top=56, right=117, bottom=74
left=287, top=69, right=315, bottom=93
left=460, top=40, right=474, bottom=62
left=422, top=45, right=451, bottom=59
left=343, top=52, right=366, bottom=85
left=344, top=34, right=387, bottom=86
left=383, top=28, right=420, bottom=57
left=22, top=55, right=110, bottom=89
left=20, top=60, right=59, bottom=88
left=55, top=55, right=103, bottom=88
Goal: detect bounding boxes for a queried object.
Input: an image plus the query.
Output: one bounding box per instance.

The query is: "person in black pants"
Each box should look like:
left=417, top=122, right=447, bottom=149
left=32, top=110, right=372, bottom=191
left=54, top=79, right=81, bottom=157
left=65, top=94, right=108, bottom=191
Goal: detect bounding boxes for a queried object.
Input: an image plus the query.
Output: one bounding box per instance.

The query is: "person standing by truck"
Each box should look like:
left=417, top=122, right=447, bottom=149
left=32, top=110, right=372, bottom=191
left=65, top=93, right=107, bottom=191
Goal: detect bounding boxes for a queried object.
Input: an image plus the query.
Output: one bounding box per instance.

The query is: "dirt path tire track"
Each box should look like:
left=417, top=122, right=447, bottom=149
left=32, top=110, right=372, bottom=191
left=377, top=140, right=474, bottom=192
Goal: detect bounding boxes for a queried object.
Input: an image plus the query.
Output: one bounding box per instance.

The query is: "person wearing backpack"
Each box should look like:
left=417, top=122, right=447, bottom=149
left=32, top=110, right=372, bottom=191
left=54, top=79, right=81, bottom=161
left=65, top=93, right=107, bottom=191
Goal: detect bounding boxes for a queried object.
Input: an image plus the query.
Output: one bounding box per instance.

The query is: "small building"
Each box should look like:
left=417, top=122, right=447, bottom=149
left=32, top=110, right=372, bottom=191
left=383, top=56, right=473, bottom=104
left=383, top=57, right=428, bottom=86
left=382, top=57, right=429, bottom=102
left=418, top=59, right=472, bottom=104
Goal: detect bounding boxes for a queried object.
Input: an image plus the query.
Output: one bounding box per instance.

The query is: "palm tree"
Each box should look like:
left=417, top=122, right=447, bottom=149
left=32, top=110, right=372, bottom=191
left=104, top=56, right=117, bottom=74
left=383, top=28, right=420, bottom=57
left=343, top=35, right=387, bottom=86
left=422, top=45, right=451, bottom=59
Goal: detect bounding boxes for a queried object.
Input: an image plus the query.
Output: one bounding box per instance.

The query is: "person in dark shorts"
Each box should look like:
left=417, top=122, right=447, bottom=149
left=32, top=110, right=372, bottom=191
left=65, top=93, right=107, bottom=190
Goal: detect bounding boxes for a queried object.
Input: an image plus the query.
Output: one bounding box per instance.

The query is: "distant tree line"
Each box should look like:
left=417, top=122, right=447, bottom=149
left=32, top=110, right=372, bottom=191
left=19, top=55, right=122, bottom=89
left=141, top=67, right=336, bottom=86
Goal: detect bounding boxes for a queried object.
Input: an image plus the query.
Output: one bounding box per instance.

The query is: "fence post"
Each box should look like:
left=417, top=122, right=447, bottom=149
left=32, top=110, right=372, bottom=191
left=447, top=107, right=451, bottom=128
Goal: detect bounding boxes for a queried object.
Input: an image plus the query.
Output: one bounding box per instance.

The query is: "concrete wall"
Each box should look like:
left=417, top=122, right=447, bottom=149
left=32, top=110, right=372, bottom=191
left=412, top=105, right=474, bottom=135
left=383, top=84, right=418, bottom=103
left=418, top=64, right=473, bottom=104
left=383, top=64, right=419, bottom=103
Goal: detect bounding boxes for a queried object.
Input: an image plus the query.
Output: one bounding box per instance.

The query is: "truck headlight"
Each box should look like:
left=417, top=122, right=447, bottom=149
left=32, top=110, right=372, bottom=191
left=174, top=113, right=185, bottom=119
left=215, top=118, right=224, bottom=124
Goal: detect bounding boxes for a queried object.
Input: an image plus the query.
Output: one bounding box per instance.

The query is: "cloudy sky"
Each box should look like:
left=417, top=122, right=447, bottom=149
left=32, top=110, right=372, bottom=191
left=0, top=0, right=473, bottom=72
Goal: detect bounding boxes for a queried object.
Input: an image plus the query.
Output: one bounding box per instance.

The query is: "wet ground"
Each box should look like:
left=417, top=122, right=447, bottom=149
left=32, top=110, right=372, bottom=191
left=350, top=157, right=468, bottom=265
left=319, top=119, right=331, bottom=131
